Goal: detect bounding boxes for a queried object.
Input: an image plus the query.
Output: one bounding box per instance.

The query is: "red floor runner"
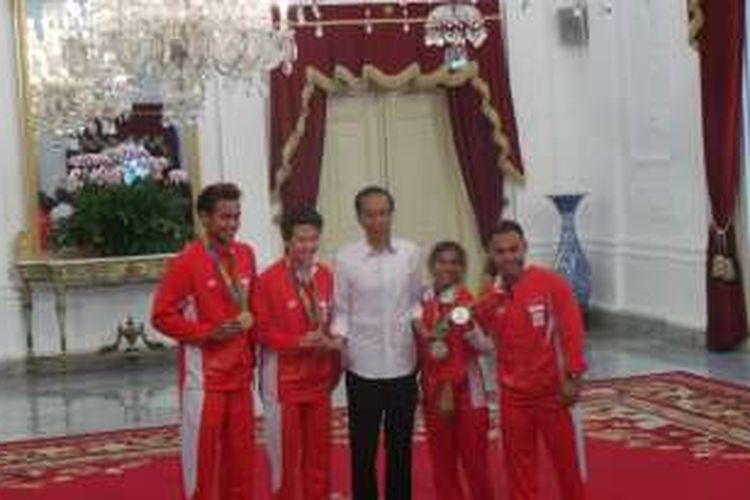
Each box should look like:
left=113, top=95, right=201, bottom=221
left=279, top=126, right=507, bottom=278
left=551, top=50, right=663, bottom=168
left=2, top=372, right=750, bottom=499
left=2, top=437, right=750, bottom=499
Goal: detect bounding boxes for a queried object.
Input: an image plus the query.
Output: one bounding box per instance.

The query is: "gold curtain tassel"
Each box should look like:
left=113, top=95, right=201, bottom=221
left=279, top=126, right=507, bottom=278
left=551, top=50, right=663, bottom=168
left=711, top=254, right=737, bottom=282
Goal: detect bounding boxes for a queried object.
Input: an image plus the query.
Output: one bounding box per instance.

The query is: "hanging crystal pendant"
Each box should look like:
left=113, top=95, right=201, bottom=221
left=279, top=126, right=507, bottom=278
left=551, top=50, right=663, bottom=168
left=424, top=1, right=488, bottom=71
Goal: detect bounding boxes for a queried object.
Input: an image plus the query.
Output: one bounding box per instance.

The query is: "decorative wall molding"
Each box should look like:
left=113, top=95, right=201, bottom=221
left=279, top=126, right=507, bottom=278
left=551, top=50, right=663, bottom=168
left=589, top=306, right=702, bottom=342
left=524, top=238, right=705, bottom=289
left=586, top=238, right=704, bottom=263
left=623, top=0, right=673, bottom=164
left=0, top=285, right=22, bottom=305
left=593, top=299, right=704, bottom=332
left=529, top=238, right=704, bottom=263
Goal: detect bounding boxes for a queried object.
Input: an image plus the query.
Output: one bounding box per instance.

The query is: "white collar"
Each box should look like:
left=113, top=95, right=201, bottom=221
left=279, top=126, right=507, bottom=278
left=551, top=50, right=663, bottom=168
left=363, top=239, right=397, bottom=257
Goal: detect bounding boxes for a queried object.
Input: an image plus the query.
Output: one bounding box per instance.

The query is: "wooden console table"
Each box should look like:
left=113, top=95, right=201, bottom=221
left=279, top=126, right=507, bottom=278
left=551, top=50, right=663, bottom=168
left=16, top=254, right=173, bottom=362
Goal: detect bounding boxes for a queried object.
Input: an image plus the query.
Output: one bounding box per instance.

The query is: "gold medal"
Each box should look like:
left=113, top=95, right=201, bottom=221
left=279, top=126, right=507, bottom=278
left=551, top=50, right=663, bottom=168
left=238, top=311, right=254, bottom=330
left=205, top=239, right=247, bottom=309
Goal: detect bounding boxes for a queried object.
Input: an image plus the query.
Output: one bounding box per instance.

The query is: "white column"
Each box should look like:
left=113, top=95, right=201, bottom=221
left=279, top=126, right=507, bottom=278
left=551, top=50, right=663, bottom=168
left=197, top=78, right=281, bottom=269
left=0, top=0, right=28, bottom=361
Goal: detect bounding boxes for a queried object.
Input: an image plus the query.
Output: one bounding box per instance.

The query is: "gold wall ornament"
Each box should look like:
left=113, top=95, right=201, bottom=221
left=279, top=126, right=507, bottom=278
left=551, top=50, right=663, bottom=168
left=687, top=0, right=704, bottom=50
left=100, top=316, right=165, bottom=354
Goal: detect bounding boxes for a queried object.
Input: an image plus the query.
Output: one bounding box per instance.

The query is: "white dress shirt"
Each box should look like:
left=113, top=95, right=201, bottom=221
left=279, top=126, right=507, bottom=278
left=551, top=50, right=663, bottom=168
left=333, top=238, right=423, bottom=379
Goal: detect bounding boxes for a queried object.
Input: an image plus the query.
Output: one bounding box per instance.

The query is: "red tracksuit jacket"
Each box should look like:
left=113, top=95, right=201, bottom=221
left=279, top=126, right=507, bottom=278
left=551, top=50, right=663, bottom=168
left=151, top=239, right=256, bottom=391
left=253, top=259, right=340, bottom=404
left=417, top=286, right=487, bottom=399
left=476, top=266, right=587, bottom=400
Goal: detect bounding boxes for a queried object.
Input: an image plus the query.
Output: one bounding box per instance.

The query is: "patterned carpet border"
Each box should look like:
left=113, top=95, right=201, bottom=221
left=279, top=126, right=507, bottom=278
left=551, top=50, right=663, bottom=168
left=2, top=371, right=750, bottom=489
left=582, top=371, right=750, bottom=459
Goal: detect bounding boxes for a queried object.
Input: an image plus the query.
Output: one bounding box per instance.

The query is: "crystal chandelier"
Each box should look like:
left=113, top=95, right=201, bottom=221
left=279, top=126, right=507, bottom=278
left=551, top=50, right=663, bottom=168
left=424, top=1, right=488, bottom=71
left=26, top=0, right=136, bottom=136
left=27, top=0, right=298, bottom=135
left=27, top=0, right=491, bottom=136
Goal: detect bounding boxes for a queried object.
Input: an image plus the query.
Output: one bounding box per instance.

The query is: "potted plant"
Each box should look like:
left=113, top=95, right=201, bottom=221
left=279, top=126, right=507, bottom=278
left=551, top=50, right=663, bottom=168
left=50, top=142, right=193, bottom=257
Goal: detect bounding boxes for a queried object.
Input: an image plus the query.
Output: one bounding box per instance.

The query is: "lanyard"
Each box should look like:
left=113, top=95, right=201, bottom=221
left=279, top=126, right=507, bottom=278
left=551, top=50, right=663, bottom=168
left=288, top=261, right=324, bottom=329
left=429, top=286, right=458, bottom=340
left=205, top=239, right=248, bottom=313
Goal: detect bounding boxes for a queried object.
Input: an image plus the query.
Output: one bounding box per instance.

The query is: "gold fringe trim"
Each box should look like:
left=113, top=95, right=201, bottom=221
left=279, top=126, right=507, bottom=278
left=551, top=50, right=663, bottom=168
left=274, top=69, right=320, bottom=194
left=330, top=63, right=479, bottom=91
left=274, top=62, right=524, bottom=205
left=469, top=76, right=522, bottom=182
left=687, top=0, right=704, bottom=50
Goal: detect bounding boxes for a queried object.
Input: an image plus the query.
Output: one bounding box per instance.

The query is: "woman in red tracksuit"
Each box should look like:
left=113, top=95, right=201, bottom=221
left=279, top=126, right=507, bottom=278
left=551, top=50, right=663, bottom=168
left=413, top=241, right=495, bottom=500
left=253, top=208, right=342, bottom=500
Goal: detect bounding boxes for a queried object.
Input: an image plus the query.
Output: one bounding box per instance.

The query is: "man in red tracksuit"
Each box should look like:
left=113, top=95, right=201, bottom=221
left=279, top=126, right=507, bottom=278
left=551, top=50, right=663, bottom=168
left=476, top=220, right=589, bottom=500
left=414, top=241, right=495, bottom=500
left=253, top=208, right=342, bottom=500
left=152, top=183, right=256, bottom=500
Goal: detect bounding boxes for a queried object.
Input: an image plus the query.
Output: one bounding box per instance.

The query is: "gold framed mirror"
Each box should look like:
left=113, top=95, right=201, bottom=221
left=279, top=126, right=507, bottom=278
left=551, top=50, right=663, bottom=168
left=11, top=0, right=202, bottom=261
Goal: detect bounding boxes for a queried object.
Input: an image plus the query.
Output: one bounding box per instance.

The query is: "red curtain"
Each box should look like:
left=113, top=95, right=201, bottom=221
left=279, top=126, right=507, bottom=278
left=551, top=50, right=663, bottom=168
left=269, top=27, right=330, bottom=213
left=697, top=1, right=748, bottom=351
left=448, top=83, right=504, bottom=245
left=269, top=1, right=524, bottom=239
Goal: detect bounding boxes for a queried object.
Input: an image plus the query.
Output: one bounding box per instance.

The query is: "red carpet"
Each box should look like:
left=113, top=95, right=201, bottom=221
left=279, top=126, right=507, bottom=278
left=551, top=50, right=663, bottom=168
left=2, top=372, right=750, bottom=499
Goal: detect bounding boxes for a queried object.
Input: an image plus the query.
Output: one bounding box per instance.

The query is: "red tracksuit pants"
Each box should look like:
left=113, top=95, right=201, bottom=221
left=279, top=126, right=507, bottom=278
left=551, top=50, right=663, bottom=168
left=424, top=381, right=494, bottom=500
left=180, top=387, right=255, bottom=500
left=264, top=396, right=332, bottom=500
left=500, top=392, right=588, bottom=500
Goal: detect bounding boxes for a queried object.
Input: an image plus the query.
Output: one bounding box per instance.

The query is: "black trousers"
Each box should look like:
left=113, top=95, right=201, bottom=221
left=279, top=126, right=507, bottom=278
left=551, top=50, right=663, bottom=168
left=346, top=370, right=418, bottom=500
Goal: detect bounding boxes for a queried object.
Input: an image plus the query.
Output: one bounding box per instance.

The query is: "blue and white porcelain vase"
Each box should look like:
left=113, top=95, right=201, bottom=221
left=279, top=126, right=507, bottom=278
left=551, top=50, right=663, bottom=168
left=548, top=193, right=592, bottom=310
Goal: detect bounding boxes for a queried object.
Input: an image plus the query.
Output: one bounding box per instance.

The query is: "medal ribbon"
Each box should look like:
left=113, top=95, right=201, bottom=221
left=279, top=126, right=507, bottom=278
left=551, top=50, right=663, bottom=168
left=288, top=262, right=324, bottom=330
left=205, top=239, right=248, bottom=314
left=429, top=286, right=458, bottom=340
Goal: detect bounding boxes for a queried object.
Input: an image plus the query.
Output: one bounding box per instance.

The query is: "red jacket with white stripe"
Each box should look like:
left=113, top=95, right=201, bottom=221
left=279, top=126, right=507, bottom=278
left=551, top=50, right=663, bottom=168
left=417, top=285, right=493, bottom=407
left=418, top=286, right=492, bottom=381
left=151, top=239, right=256, bottom=391
left=254, top=259, right=340, bottom=404
left=475, top=266, right=587, bottom=400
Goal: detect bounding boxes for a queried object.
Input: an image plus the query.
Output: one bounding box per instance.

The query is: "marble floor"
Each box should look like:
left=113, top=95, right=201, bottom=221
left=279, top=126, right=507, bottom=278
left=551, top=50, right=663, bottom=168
left=1, top=316, right=749, bottom=444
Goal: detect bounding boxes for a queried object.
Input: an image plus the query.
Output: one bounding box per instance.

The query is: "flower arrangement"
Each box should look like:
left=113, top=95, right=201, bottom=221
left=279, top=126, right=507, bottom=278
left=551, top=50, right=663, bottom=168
left=50, top=142, right=193, bottom=257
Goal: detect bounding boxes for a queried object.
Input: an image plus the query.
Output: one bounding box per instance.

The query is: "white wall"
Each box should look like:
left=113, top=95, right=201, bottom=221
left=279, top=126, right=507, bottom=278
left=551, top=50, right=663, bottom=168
left=198, top=79, right=280, bottom=266
left=505, top=0, right=707, bottom=330
left=615, top=0, right=707, bottom=329
left=0, top=0, right=708, bottom=362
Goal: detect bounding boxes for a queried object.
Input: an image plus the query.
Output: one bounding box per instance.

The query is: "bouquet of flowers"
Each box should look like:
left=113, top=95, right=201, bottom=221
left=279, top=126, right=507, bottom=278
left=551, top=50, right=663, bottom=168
left=50, top=142, right=193, bottom=257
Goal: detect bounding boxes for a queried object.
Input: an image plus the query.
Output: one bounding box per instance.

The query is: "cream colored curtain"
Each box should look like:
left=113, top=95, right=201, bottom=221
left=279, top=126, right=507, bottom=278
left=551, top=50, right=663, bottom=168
left=318, top=90, right=485, bottom=291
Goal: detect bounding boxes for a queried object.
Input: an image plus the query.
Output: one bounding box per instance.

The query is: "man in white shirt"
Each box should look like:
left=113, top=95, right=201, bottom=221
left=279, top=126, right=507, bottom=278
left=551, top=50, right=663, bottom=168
left=333, top=186, right=423, bottom=500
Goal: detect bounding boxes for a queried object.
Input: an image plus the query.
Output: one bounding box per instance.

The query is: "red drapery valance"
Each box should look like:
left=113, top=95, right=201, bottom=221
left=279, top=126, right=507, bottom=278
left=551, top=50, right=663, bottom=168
left=269, top=1, right=524, bottom=243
